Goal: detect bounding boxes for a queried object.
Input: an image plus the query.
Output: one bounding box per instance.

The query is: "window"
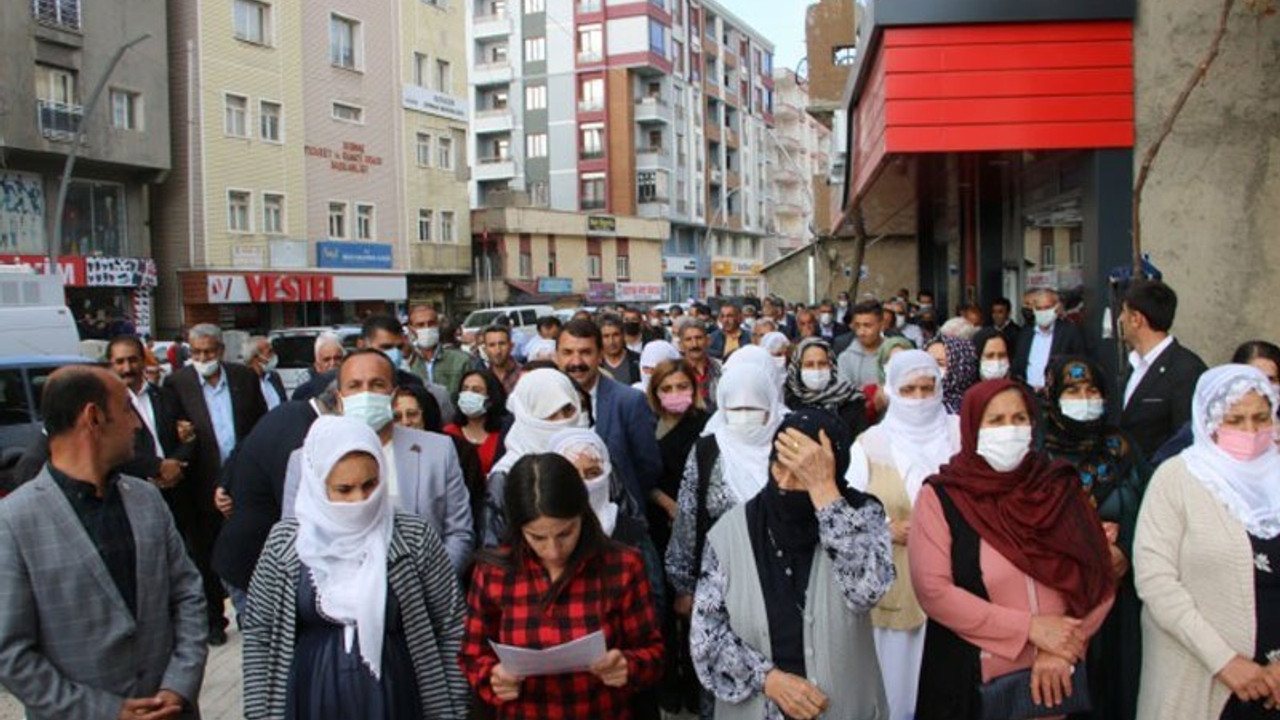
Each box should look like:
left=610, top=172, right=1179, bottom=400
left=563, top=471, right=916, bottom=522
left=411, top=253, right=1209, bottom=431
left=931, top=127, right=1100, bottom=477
left=523, top=0, right=544, bottom=13
left=329, top=14, right=361, bottom=69
left=529, top=181, right=549, bottom=207
left=649, top=20, right=665, bottom=55
left=489, top=44, right=508, bottom=64
left=580, top=123, right=604, bottom=158
left=1070, top=228, right=1085, bottom=268
left=328, top=202, right=347, bottom=238
left=262, top=193, right=284, bottom=234
left=233, top=0, right=270, bottom=44
left=416, top=132, right=433, bottom=166
left=638, top=170, right=665, bottom=201
left=437, top=137, right=454, bottom=169
left=355, top=203, right=374, bottom=239
left=61, top=181, right=126, bottom=254
left=547, top=252, right=557, bottom=277
left=418, top=209, right=433, bottom=241
left=524, top=37, right=546, bottom=63
left=519, top=252, right=532, bottom=277
left=588, top=254, right=602, bottom=279
left=1040, top=228, right=1056, bottom=269
left=440, top=211, right=455, bottom=242
left=581, top=173, right=606, bottom=210
left=490, top=89, right=509, bottom=110
left=616, top=255, right=630, bottom=280
left=579, top=77, right=604, bottom=110
left=526, top=133, right=548, bottom=158
left=38, top=64, right=77, bottom=105
left=224, top=94, right=248, bottom=136
left=436, top=60, right=452, bottom=93
left=259, top=100, right=281, bottom=141
left=673, top=39, right=684, bottom=73
left=414, top=52, right=430, bottom=87
left=331, top=102, right=363, bottom=123
left=833, top=45, right=856, bottom=66
left=109, top=89, right=140, bottom=130
left=525, top=85, right=547, bottom=110
left=228, top=191, right=251, bottom=232
left=578, top=25, right=603, bottom=62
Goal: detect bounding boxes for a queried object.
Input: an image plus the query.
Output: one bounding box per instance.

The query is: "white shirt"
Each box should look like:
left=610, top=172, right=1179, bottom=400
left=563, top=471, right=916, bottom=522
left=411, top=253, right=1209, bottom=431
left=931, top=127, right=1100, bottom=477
left=260, top=375, right=282, bottom=411
left=129, top=385, right=162, bottom=458
left=1027, top=324, right=1055, bottom=389
left=1124, top=335, right=1175, bottom=408
left=382, top=439, right=400, bottom=503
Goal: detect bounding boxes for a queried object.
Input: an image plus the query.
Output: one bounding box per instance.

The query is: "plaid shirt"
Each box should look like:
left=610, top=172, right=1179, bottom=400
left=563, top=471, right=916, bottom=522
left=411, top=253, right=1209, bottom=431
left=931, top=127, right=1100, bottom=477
left=460, top=546, right=663, bottom=719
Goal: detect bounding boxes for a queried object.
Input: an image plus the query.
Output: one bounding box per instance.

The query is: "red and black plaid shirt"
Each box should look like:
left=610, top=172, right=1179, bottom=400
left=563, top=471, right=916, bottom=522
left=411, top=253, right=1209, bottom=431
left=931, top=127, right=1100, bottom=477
left=460, top=545, right=663, bottom=719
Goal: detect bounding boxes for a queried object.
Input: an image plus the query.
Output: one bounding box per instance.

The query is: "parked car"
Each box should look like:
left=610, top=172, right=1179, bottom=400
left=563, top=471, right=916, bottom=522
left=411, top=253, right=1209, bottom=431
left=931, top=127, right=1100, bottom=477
left=268, top=326, right=363, bottom=396
left=459, top=305, right=555, bottom=354
left=0, top=355, right=88, bottom=495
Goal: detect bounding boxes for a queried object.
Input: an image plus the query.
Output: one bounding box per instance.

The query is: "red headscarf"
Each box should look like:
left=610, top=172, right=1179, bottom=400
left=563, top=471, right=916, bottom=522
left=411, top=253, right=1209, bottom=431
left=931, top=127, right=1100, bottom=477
left=929, top=379, right=1115, bottom=617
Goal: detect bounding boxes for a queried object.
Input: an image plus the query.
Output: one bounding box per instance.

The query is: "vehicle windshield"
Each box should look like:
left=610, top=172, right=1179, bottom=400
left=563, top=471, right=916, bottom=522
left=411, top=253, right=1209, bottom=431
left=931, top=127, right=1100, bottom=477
left=272, top=336, right=316, bottom=369
left=463, top=310, right=504, bottom=328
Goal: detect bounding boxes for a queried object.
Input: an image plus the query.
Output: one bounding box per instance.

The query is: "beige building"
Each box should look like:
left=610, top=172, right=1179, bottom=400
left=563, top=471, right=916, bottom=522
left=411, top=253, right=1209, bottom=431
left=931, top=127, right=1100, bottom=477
left=156, top=0, right=471, bottom=333
left=769, top=69, right=831, bottom=261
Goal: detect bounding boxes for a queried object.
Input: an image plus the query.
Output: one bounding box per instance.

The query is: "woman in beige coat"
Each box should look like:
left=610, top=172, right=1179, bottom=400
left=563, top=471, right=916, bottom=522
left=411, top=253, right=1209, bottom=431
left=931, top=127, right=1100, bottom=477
left=1134, top=364, right=1280, bottom=720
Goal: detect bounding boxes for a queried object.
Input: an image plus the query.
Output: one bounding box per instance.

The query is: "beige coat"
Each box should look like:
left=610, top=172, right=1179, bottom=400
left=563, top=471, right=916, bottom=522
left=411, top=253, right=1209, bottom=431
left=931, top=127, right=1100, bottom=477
left=1133, top=456, right=1257, bottom=720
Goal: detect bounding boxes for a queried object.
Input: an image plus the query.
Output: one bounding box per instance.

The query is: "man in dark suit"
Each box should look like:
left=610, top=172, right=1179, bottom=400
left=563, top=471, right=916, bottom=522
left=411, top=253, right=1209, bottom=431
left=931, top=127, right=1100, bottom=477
left=165, top=324, right=267, bottom=645
left=1013, top=288, right=1087, bottom=391
left=599, top=315, right=642, bottom=386
left=1117, top=280, right=1207, bottom=460
left=989, top=297, right=1021, bottom=352
left=708, top=302, right=752, bottom=361
left=243, top=335, right=287, bottom=411
left=557, top=319, right=662, bottom=509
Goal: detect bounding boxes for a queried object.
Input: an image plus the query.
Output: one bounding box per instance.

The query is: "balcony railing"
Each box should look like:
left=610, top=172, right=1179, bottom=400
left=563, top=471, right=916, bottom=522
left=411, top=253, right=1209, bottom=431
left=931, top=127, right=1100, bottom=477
left=578, top=99, right=604, bottom=112
left=580, top=149, right=604, bottom=160
left=581, top=199, right=606, bottom=211
left=32, top=0, right=79, bottom=30
left=478, top=154, right=512, bottom=164
left=37, top=99, right=83, bottom=141
left=577, top=49, right=604, bottom=63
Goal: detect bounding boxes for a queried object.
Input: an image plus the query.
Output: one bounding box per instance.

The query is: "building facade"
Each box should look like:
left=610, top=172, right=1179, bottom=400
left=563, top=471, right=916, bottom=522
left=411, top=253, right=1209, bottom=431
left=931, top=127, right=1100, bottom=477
left=768, top=68, right=831, bottom=261
left=465, top=0, right=776, bottom=302
left=0, top=0, right=169, bottom=333
left=156, top=0, right=471, bottom=334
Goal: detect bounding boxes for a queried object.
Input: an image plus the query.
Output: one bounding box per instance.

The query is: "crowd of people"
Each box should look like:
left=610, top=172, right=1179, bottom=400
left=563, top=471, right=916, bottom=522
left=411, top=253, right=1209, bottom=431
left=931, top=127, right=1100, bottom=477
left=1, top=279, right=1279, bottom=720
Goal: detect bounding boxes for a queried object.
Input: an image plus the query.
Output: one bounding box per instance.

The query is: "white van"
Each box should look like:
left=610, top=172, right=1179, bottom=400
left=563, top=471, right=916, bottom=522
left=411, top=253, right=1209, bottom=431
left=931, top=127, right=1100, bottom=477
left=0, top=270, right=79, bottom=358
left=460, top=305, right=555, bottom=354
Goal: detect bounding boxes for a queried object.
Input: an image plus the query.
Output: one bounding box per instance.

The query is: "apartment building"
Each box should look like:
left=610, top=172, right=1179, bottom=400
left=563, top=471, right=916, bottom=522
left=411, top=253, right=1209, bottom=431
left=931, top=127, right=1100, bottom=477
left=769, top=68, right=830, bottom=259
left=156, top=0, right=471, bottom=333
left=0, top=0, right=169, bottom=332
left=466, top=0, right=776, bottom=302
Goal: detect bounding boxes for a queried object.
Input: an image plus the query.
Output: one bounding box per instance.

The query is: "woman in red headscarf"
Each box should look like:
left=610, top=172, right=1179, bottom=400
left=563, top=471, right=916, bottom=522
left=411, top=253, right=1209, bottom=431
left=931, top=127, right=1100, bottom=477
left=908, top=379, right=1116, bottom=720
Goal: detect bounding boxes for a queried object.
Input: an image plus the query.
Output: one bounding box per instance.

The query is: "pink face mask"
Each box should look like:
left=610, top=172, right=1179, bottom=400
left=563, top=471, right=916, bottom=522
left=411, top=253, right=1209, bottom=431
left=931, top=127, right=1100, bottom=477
left=1215, top=426, right=1275, bottom=462
left=660, top=391, right=695, bottom=415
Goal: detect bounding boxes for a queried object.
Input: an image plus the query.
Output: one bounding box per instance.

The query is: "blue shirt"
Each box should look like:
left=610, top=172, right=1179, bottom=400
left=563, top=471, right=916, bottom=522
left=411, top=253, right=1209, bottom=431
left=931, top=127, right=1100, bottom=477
left=200, top=370, right=236, bottom=464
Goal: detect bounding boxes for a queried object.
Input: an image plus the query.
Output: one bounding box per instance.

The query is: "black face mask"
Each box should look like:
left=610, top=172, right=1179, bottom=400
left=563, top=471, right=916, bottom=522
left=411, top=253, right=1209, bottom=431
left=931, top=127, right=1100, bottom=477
left=1020, top=306, right=1035, bottom=326
left=623, top=322, right=642, bottom=336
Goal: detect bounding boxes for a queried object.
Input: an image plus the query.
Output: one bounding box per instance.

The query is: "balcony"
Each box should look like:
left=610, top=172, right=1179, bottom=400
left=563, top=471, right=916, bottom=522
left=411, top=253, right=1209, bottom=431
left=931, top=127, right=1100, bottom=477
left=634, top=97, right=672, bottom=124
left=726, top=170, right=741, bottom=188
left=473, top=12, right=512, bottom=39
left=577, top=49, right=604, bottom=64
left=32, top=0, right=79, bottom=30
left=724, top=89, right=739, bottom=107
left=581, top=198, right=607, bottom=211
left=723, top=47, right=738, bottom=68
left=637, top=199, right=671, bottom=219
left=724, top=127, right=739, bottom=148
left=474, top=155, right=517, bottom=181
left=704, top=121, right=721, bottom=143
left=37, top=99, right=82, bottom=141
left=472, top=61, right=514, bottom=86
left=411, top=241, right=472, bottom=275
left=636, top=146, right=670, bottom=168
left=578, top=99, right=605, bottom=113
left=703, top=80, right=720, bottom=100
left=473, top=109, right=514, bottom=134
left=579, top=148, right=605, bottom=161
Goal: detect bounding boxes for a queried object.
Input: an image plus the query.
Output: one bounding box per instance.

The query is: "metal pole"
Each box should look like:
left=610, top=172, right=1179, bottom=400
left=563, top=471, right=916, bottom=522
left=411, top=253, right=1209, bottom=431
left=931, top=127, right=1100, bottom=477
left=48, top=33, right=150, bottom=275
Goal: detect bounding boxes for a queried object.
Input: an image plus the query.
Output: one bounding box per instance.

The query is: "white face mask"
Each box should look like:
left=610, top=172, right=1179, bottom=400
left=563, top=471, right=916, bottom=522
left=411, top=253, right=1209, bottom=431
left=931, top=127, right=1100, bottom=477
left=414, top=327, right=440, bottom=350
left=1034, top=308, right=1058, bottom=329
left=772, top=355, right=787, bottom=369
left=1060, top=397, right=1106, bottom=423
left=976, top=425, right=1032, bottom=472
left=342, top=391, right=395, bottom=431
left=724, top=408, right=768, bottom=428
left=980, top=359, right=1010, bottom=381
left=261, top=355, right=279, bottom=374
left=801, top=369, right=831, bottom=391
left=458, top=391, right=488, bottom=418
left=193, top=359, right=220, bottom=378
left=819, top=312, right=833, bottom=327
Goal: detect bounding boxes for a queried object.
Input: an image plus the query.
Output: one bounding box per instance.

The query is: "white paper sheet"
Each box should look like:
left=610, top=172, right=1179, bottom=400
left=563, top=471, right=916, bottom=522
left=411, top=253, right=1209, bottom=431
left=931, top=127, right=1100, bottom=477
left=490, top=630, right=607, bottom=677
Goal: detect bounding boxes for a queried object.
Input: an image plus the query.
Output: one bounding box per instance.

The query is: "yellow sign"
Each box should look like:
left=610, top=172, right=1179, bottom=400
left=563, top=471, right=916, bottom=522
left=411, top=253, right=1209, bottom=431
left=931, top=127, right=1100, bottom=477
left=711, top=259, right=763, bottom=276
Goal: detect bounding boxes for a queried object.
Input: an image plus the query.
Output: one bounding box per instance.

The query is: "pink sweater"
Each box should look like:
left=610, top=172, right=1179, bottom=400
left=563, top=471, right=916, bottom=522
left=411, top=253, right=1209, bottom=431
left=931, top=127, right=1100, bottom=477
left=909, top=484, right=1114, bottom=682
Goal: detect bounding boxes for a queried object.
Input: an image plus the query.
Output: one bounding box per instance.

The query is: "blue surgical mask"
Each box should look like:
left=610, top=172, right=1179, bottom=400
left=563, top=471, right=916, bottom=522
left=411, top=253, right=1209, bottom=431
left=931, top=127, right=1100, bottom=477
left=342, top=391, right=394, bottom=431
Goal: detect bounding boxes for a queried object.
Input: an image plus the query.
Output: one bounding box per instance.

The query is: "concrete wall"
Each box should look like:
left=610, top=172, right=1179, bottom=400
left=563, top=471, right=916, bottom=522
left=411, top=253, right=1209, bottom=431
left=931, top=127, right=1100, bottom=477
left=804, top=0, right=855, bottom=114
left=1135, top=1, right=1280, bottom=363
left=763, top=235, right=918, bottom=304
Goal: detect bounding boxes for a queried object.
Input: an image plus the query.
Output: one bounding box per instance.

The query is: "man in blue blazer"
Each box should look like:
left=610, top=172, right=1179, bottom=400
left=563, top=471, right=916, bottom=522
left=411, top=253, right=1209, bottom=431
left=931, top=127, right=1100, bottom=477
left=557, top=319, right=661, bottom=508
left=707, top=302, right=753, bottom=361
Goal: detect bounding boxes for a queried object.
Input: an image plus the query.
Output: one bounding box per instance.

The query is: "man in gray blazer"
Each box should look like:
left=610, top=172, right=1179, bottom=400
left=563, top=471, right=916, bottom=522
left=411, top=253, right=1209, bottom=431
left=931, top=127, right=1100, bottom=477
left=0, top=367, right=207, bottom=720
left=282, top=349, right=474, bottom=572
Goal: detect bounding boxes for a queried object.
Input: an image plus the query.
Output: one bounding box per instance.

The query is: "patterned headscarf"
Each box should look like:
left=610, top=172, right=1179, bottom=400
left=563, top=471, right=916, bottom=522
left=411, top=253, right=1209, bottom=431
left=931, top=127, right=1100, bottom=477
left=785, top=336, right=860, bottom=411
left=929, top=335, right=979, bottom=414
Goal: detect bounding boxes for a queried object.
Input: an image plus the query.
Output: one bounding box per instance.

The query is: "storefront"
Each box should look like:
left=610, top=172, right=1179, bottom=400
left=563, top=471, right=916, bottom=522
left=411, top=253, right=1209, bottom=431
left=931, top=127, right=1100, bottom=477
left=837, top=0, right=1136, bottom=366
left=662, top=254, right=702, bottom=303
left=179, top=269, right=407, bottom=331
left=0, top=253, right=159, bottom=336
left=710, top=258, right=765, bottom=298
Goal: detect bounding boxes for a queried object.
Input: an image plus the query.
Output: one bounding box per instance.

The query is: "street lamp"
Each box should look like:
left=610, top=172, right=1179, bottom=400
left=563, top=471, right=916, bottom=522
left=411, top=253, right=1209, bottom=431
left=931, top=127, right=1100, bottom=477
left=48, top=34, right=151, bottom=274
left=703, top=185, right=741, bottom=298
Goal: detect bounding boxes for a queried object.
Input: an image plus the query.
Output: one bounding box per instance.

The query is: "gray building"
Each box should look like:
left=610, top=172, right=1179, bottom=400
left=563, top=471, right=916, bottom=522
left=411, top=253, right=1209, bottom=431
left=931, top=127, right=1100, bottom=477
left=0, top=0, right=169, bottom=334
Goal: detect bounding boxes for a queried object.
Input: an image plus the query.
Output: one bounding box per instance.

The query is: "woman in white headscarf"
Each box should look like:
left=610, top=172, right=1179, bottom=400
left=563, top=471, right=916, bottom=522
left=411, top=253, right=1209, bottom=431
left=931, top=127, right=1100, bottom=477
left=845, top=349, right=960, bottom=720
left=759, top=331, right=792, bottom=389
left=1134, top=364, right=1280, bottom=720
left=634, top=340, right=683, bottom=392
left=242, top=416, right=467, bottom=720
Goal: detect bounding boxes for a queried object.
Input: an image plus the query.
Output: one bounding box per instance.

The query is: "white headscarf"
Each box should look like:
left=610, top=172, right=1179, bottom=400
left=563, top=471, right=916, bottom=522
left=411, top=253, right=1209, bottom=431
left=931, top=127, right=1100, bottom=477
left=634, top=341, right=683, bottom=391
left=293, top=416, right=395, bottom=679
left=702, top=360, right=790, bottom=503
left=877, top=349, right=959, bottom=499
left=549, top=428, right=618, bottom=536
left=759, top=331, right=791, bottom=385
left=524, top=337, right=558, bottom=363
left=491, top=368, right=588, bottom=476
left=1181, top=364, right=1280, bottom=539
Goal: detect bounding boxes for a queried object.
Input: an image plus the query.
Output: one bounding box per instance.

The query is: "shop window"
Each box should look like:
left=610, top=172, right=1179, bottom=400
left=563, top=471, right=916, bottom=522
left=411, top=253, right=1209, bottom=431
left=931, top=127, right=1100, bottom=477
left=63, top=180, right=126, bottom=255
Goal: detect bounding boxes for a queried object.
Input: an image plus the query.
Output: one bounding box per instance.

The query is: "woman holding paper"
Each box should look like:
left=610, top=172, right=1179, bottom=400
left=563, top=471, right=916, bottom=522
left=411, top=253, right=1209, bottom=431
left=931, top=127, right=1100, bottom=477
left=242, top=416, right=469, bottom=720
left=460, top=452, right=664, bottom=718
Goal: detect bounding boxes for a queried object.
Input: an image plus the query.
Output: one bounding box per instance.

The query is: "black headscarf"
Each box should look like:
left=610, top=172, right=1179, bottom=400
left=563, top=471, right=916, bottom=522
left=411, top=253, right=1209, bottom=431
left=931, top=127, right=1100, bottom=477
left=744, top=408, right=873, bottom=677
left=1042, top=356, right=1137, bottom=508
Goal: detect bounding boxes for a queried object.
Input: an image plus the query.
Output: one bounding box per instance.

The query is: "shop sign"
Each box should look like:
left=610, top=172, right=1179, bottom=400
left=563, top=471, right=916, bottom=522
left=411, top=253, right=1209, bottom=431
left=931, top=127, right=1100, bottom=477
left=663, top=255, right=698, bottom=275
left=85, top=256, right=158, bottom=288
left=269, top=239, right=310, bottom=269
left=233, top=246, right=265, bottom=269
left=205, top=272, right=407, bottom=304
left=304, top=141, right=384, bottom=175
left=402, top=84, right=469, bottom=122
left=616, top=282, right=662, bottom=302
left=0, top=254, right=84, bottom=285
left=316, top=241, right=394, bottom=270
left=586, top=281, right=616, bottom=303
left=711, top=258, right=763, bottom=276
left=537, top=277, right=574, bottom=295
left=587, top=215, right=617, bottom=234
